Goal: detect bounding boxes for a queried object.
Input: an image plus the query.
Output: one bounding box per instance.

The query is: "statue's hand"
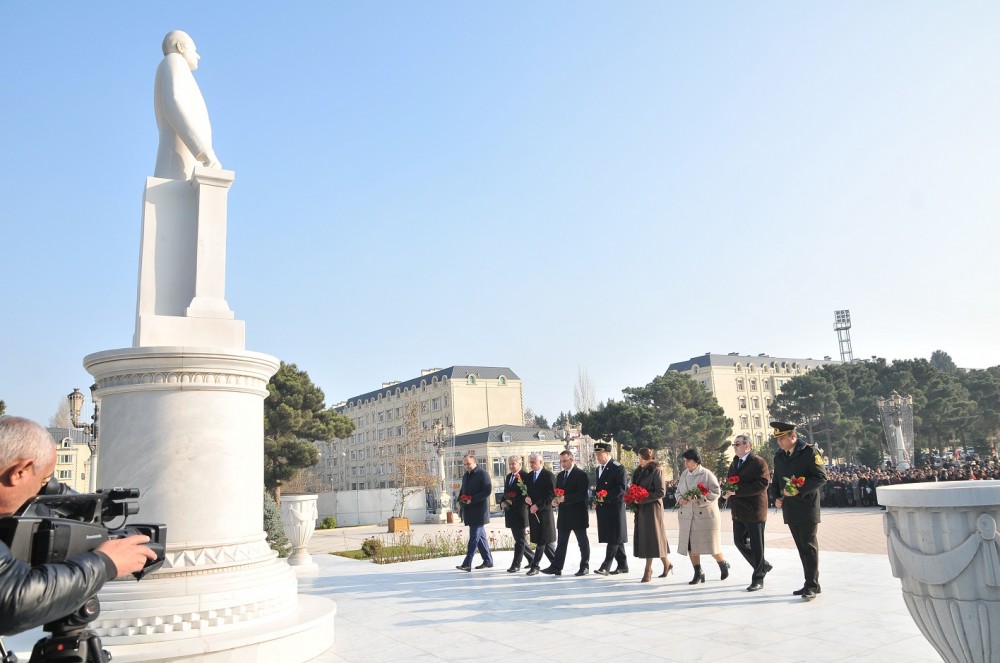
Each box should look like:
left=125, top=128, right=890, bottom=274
left=197, top=148, right=222, bottom=169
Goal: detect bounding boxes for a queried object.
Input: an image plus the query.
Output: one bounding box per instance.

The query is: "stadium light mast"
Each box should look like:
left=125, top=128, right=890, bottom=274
left=833, top=309, right=854, bottom=363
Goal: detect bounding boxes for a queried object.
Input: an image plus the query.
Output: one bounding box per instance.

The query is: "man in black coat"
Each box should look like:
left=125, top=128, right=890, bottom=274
left=456, top=453, right=495, bottom=572
left=769, top=422, right=828, bottom=600
left=524, top=452, right=557, bottom=575
left=592, top=442, right=628, bottom=575
left=723, top=434, right=772, bottom=591
left=0, top=416, right=157, bottom=635
left=542, top=450, right=591, bottom=576
left=499, top=455, right=534, bottom=572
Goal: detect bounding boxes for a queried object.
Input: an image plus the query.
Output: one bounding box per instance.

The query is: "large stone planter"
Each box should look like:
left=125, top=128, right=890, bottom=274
left=280, top=494, right=319, bottom=574
left=880, top=481, right=1000, bottom=663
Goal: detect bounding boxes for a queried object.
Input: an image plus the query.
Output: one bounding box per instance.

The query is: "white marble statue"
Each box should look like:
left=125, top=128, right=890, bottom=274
left=154, top=30, right=221, bottom=180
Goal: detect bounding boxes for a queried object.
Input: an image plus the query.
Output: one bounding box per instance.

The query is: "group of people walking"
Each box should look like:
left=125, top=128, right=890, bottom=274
left=456, top=421, right=828, bottom=601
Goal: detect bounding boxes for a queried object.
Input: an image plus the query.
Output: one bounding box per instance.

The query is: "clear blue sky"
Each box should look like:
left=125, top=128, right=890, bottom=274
left=2, top=2, right=999, bottom=426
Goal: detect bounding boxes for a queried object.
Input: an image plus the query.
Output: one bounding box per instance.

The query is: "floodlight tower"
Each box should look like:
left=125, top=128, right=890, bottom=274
left=833, top=309, right=854, bottom=363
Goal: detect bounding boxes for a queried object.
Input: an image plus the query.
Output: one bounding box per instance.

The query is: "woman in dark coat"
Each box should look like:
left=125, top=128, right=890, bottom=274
left=631, top=448, right=672, bottom=582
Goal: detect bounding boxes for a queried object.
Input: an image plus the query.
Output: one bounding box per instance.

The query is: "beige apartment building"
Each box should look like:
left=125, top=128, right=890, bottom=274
left=47, top=427, right=94, bottom=492
left=326, top=366, right=524, bottom=491
left=667, top=353, right=836, bottom=450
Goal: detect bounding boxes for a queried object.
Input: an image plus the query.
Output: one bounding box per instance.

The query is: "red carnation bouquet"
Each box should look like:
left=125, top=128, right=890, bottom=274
left=594, top=489, right=608, bottom=505
left=623, top=484, right=649, bottom=512
left=720, top=475, right=740, bottom=494
left=783, top=476, right=806, bottom=496
left=675, top=482, right=709, bottom=509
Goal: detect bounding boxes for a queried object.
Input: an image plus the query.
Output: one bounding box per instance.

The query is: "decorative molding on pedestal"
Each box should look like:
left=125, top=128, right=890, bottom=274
left=160, top=535, right=277, bottom=574
left=880, top=481, right=1000, bottom=663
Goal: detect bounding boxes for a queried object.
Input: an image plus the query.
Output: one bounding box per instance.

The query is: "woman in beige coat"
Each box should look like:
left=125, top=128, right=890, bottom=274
left=676, top=448, right=730, bottom=584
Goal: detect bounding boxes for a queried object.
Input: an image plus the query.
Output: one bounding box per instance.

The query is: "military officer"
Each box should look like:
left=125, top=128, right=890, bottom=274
left=592, top=442, right=629, bottom=575
left=769, top=421, right=828, bottom=600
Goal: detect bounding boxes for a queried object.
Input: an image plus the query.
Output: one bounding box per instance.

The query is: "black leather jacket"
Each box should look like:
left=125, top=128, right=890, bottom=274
left=0, top=540, right=115, bottom=635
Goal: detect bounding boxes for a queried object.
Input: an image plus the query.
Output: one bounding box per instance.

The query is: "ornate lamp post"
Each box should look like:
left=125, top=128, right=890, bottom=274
left=430, top=422, right=452, bottom=523
left=67, top=385, right=99, bottom=491
left=876, top=391, right=914, bottom=471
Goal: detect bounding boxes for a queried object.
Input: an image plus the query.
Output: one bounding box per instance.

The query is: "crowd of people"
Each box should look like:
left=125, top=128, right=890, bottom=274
left=820, top=461, right=1000, bottom=508
left=454, top=422, right=830, bottom=601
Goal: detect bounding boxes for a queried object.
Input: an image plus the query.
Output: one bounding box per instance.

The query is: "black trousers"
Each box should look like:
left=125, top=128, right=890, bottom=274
left=600, top=542, right=628, bottom=570
left=788, top=522, right=820, bottom=590
left=528, top=542, right=556, bottom=569
left=733, top=520, right=768, bottom=581
left=509, top=526, right=534, bottom=568
left=551, top=527, right=590, bottom=571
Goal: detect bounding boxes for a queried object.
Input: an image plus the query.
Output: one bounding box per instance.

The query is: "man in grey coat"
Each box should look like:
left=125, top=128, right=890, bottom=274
left=456, top=454, right=494, bottom=571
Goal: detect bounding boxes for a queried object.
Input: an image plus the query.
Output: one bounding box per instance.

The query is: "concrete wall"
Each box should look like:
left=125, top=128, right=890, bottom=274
left=316, top=488, right=427, bottom=526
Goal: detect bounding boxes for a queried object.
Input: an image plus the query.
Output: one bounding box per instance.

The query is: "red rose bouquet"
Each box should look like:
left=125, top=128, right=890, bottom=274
left=594, top=489, right=608, bottom=505
left=783, top=476, right=806, bottom=496
left=459, top=494, right=472, bottom=505
left=623, top=484, right=649, bottom=512
left=675, top=482, right=709, bottom=509
left=553, top=487, right=565, bottom=506
left=720, top=475, right=740, bottom=494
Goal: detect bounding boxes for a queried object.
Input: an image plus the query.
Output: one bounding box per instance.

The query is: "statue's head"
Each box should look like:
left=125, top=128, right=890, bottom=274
left=162, top=30, right=200, bottom=71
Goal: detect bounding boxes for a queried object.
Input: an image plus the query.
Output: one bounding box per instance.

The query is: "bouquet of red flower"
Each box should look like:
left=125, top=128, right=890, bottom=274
left=553, top=488, right=566, bottom=506
left=594, top=489, right=608, bottom=505
left=783, top=476, right=806, bottom=496
left=459, top=494, right=472, bottom=505
left=720, top=475, right=740, bottom=494
left=675, top=482, right=709, bottom=509
left=623, top=484, right=649, bottom=512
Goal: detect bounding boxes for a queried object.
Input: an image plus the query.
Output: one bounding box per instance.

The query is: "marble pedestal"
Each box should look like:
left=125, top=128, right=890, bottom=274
left=880, top=480, right=1000, bottom=663
left=82, top=347, right=336, bottom=661
left=280, top=494, right=319, bottom=575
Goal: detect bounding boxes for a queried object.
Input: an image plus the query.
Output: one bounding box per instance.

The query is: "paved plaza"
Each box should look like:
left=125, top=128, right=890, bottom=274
left=301, top=508, right=940, bottom=662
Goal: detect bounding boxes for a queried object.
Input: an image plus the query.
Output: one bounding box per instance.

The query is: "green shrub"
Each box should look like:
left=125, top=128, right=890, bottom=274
left=263, top=490, right=290, bottom=558
left=361, top=536, right=383, bottom=558
left=319, top=516, right=337, bottom=530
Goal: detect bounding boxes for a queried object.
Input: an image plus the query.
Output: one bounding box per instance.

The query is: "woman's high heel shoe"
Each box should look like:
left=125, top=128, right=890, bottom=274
left=718, top=560, right=730, bottom=580
left=689, top=564, right=705, bottom=585
left=641, top=559, right=654, bottom=583
left=658, top=557, right=672, bottom=578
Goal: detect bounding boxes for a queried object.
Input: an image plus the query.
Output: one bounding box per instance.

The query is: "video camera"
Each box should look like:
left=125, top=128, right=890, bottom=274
left=0, top=483, right=166, bottom=662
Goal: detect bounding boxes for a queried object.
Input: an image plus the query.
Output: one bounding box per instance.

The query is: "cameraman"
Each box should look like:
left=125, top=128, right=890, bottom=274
left=0, top=416, right=156, bottom=635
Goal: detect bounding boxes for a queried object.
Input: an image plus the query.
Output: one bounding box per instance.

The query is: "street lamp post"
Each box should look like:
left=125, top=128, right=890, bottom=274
left=431, top=422, right=451, bottom=523
left=67, top=386, right=99, bottom=491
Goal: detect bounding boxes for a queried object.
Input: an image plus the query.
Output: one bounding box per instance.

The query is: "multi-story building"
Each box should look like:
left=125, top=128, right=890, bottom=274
left=667, top=353, right=837, bottom=450
left=328, top=366, right=524, bottom=491
left=46, top=427, right=94, bottom=492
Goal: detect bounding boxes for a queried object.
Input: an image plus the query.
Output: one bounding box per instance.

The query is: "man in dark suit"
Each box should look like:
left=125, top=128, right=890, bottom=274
left=524, top=452, right=557, bottom=576
left=592, top=442, right=628, bottom=575
left=769, top=422, right=828, bottom=600
left=723, top=434, right=772, bottom=591
left=499, top=455, right=534, bottom=573
left=456, top=453, right=495, bottom=572
left=542, top=450, right=591, bottom=576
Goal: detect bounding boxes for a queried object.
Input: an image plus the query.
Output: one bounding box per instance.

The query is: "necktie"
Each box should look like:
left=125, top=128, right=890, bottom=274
left=563, top=470, right=569, bottom=482
left=736, top=457, right=744, bottom=470
left=509, top=474, right=515, bottom=487
left=534, top=471, right=539, bottom=481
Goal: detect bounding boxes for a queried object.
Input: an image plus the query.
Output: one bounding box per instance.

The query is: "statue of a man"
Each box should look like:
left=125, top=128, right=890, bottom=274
left=153, top=30, right=222, bottom=180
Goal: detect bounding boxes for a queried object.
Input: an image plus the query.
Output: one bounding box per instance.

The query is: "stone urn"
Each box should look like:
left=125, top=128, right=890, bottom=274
left=280, top=493, right=319, bottom=574
left=879, top=480, right=1000, bottom=663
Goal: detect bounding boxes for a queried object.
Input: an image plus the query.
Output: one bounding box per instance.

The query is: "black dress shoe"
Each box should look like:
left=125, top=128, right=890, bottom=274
left=575, top=566, right=589, bottom=577
left=792, top=586, right=821, bottom=596
left=456, top=565, right=472, bottom=572
left=762, top=562, right=773, bottom=575
left=540, top=567, right=561, bottom=576
left=507, top=566, right=521, bottom=573
left=475, top=562, right=494, bottom=569
left=746, top=582, right=764, bottom=592
left=609, top=567, right=629, bottom=575
left=800, top=588, right=817, bottom=601
left=525, top=567, right=540, bottom=576
left=594, top=568, right=610, bottom=576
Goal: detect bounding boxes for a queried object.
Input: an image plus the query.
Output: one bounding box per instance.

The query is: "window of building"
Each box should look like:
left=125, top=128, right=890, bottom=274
left=421, top=402, right=429, bottom=414
left=378, top=429, right=385, bottom=440
left=749, top=379, right=757, bottom=390
left=754, top=415, right=762, bottom=428
left=765, top=397, right=772, bottom=408
left=58, top=454, right=73, bottom=464
left=395, top=407, right=402, bottom=417
left=501, top=432, right=511, bottom=443
left=350, top=451, right=356, bottom=460
left=61, top=439, right=73, bottom=449
left=396, top=426, right=403, bottom=437
left=537, top=432, right=546, bottom=441
left=736, top=378, right=745, bottom=391
left=432, top=398, right=441, bottom=411
left=422, top=421, right=430, bottom=430
left=377, top=412, right=384, bottom=423
left=739, top=397, right=747, bottom=409
left=467, top=375, right=476, bottom=385
left=58, top=470, right=72, bottom=479
left=498, top=376, right=507, bottom=385
left=762, top=378, right=770, bottom=390
left=444, top=395, right=449, bottom=407
left=752, top=397, right=760, bottom=409
left=740, top=415, right=749, bottom=428
left=492, top=458, right=506, bottom=476
left=755, top=433, right=763, bottom=446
